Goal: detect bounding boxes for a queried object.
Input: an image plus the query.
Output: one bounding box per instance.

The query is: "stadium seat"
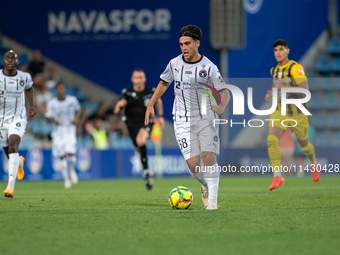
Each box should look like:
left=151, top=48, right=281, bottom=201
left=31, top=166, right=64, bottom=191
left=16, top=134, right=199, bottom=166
left=66, top=86, right=74, bottom=96
left=328, top=39, right=340, bottom=55
left=310, top=112, right=326, bottom=129
left=314, top=131, right=330, bottom=147
left=315, top=56, right=331, bottom=73
left=332, top=57, right=340, bottom=73
left=308, top=93, right=322, bottom=110
left=326, top=112, right=340, bottom=128
left=319, top=76, right=334, bottom=91
left=322, top=93, right=338, bottom=109
left=330, top=131, right=340, bottom=146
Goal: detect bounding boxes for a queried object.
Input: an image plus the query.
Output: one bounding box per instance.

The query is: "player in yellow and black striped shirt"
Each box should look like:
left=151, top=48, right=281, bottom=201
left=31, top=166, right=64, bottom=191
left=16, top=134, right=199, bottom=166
left=265, top=39, right=320, bottom=190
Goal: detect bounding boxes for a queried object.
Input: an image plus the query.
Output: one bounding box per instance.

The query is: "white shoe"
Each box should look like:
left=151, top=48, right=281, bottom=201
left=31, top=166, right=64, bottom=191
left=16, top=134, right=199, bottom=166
left=70, top=170, right=78, bottom=184
left=205, top=203, right=218, bottom=210
left=64, top=180, right=72, bottom=189
left=201, top=185, right=209, bottom=206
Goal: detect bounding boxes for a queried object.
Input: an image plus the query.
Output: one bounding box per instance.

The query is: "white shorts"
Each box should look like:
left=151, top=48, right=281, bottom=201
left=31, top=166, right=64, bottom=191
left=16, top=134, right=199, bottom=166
left=0, top=119, right=27, bottom=147
left=174, top=118, right=220, bottom=160
left=52, top=126, right=77, bottom=157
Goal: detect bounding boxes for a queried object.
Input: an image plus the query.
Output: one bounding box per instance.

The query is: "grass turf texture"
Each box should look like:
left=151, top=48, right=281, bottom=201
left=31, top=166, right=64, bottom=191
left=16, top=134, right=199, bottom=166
left=0, top=177, right=339, bottom=255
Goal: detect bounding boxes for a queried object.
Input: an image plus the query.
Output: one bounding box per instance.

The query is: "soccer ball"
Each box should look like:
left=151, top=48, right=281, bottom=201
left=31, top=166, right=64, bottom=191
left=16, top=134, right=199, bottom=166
left=168, top=186, right=193, bottom=209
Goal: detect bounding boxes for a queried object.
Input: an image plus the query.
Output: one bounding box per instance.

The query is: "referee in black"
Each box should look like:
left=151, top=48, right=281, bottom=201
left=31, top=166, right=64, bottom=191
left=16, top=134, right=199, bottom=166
left=114, top=68, right=164, bottom=190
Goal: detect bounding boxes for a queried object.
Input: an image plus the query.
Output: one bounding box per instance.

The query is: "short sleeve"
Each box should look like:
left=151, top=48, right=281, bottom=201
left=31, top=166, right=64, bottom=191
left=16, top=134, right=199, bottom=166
left=210, top=65, right=225, bottom=86
left=290, top=64, right=307, bottom=84
left=160, top=61, right=174, bottom=84
left=45, top=101, right=54, bottom=118
left=25, top=74, right=33, bottom=90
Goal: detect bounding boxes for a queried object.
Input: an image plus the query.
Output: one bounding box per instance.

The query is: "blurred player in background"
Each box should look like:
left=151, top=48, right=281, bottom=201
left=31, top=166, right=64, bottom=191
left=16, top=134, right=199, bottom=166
left=1, top=50, right=36, bottom=198
left=145, top=25, right=230, bottom=209
left=265, top=39, right=320, bottom=190
left=45, top=81, right=80, bottom=188
left=115, top=68, right=164, bottom=190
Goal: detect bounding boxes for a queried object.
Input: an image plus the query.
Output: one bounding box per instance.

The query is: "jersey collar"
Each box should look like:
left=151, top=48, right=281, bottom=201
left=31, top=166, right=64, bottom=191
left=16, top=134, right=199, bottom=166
left=182, top=54, right=203, bottom=64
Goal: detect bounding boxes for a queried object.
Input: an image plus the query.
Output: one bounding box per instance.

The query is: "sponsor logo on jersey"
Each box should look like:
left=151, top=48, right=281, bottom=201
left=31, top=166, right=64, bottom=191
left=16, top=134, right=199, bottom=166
left=8, top=81, right=14, bottom=84
left=16, top=123, right=21, bottom=127
left=19, top=80, right=25, bottom=86
left=283, top=70, right=289, bottom=76
left=298, top=69, right=305, bottom=75
left=185, top=71, right=192, bottom=74
left=199, top=69, right=207, bottom=78
left=213, top=135, right=218, bottom=142
left=175, top=68, right=180, bottom=73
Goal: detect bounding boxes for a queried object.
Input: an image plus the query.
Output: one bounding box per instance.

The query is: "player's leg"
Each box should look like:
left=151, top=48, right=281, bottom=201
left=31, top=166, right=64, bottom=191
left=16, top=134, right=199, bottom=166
left=3, top=134, right=21, bottom=198
left=131, top=124, right=153, bottom=190
left=198, top=120, right=220, bottom=209
left=67, top=153, right=78, bottom=184
left=135, top=127, right=150, bottom=171
left=268, top=125, right=285, bottom=190
left=174, top=121, right=208, bottom=205
left=52, top=135, right=71, bottom=188
left=65, top=129, right=78, bottom=184
left=3, top=120, right=27, bottom=198
left=292, top=115, right=319, bottom=182
left=60, top=155, right=71, bottom=188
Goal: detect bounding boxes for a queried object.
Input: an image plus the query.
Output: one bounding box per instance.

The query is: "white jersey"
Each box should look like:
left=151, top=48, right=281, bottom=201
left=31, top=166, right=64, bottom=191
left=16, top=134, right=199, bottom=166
left=45, top=95, right=80, bottom=127
left=160, top=54, right=224, bottom=121
left=0, top=70, right=33, bottom=124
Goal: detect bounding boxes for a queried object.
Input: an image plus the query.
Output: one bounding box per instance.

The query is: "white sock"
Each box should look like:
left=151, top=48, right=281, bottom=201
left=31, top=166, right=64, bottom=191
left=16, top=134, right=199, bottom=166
left=206, top=163, right=220, bottom=205
left=68, top=155, right=76, bottom=172
left=190, top=165, right=207, bottom=187
left=8, top=153, right=20, bottom=190
left=60, top=158, right=69, bottom=181
left=273, top=170, right=282, bottom=177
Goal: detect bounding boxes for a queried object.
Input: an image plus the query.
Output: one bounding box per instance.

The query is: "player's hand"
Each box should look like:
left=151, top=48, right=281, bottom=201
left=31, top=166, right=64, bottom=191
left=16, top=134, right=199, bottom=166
left=28, top=106, right=36, bottom=117
left=54, top=120, right=60, bottom=126
left=71, top=119, right=78, bottom=125
left=265, top=89, right=272, bottom=102
left=157, top=117, right=165, bottom=130
left=114, top=104, right=121, bottom=114
left=212, top=105, right=225, bottom=115
left=145, top=105, right=155, bottom=125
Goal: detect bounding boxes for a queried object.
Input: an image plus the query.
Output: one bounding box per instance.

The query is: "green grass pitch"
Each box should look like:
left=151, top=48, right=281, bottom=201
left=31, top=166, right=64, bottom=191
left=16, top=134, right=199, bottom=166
left=0, top=177, right=339, bottom=255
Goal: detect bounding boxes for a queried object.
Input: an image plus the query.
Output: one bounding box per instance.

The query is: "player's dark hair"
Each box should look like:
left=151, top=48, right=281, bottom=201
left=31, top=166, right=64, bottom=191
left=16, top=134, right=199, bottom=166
left=273, top=39, right=288, bottom=48
left=55, top=81, right=65, bottom=89
left=179, top=25, right=202, bottom=41
left=132, top=68, right=145, bottom=75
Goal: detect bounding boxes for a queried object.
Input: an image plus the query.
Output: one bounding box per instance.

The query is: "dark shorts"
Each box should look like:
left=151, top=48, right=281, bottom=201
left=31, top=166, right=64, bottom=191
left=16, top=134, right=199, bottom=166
left=127, top=122, right=153, bottom=146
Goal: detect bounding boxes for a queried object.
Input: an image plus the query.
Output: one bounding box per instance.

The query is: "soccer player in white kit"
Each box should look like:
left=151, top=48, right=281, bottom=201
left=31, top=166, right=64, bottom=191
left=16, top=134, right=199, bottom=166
left=1, top=50, right=36, bottom=198
left=145, top=25, right=230, bottom=209
left=45, top=81, right=81, bottom=188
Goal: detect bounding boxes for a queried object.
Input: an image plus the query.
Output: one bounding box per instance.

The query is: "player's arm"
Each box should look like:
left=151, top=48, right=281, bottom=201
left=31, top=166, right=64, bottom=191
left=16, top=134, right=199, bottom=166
left=45, top=103, right=60, bottom=125
left=212, top=89, right=230, bottom=115
left=71, top=110, right=81, bottom=125
left=155, top=97, right=165, bottom=130
left=25, top=87, right=36, bottom=117
left=114, top=99, right=127, bottom=114
left=145, top=80, right=170, bottom=125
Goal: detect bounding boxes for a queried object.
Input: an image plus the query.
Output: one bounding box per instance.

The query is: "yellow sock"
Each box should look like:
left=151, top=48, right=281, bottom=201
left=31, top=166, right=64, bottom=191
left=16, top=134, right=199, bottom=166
left=268, top=135, right=281, bottom=173
left=300, top=143, right=316, bottom=163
